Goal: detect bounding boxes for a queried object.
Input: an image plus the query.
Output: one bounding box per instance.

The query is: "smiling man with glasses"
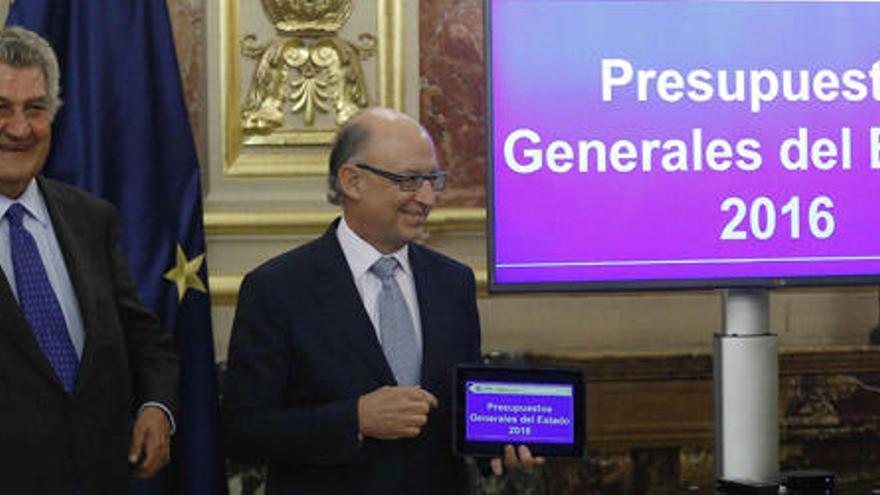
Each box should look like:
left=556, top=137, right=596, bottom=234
left=224, top=107, right=540, bottom=494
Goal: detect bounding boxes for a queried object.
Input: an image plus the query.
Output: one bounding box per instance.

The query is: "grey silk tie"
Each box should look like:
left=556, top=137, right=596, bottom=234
left=371, top=257, right=421, bottom=386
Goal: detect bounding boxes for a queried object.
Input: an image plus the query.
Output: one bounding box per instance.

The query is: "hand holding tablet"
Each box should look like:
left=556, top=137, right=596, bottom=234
left=491, top=444, right=546, bottom=476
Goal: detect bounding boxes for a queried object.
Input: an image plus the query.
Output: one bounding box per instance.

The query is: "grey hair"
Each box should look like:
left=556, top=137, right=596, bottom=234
left=327, top=120, right=371, bottom=205
left=0, top=27, right=62, bottom=118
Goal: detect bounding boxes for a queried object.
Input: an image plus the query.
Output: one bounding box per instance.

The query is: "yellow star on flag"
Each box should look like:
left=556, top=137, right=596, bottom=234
left=163, top=244, right=207, bottom=302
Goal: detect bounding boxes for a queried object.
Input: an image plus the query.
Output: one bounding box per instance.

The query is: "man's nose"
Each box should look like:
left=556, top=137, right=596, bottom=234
left=2, top=110, right=33, bottom=138
left=414, top=179, right=438, bottom=206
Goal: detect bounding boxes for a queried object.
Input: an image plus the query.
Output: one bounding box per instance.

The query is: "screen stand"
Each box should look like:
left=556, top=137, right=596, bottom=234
left=714, top=289, right=779, bottom=485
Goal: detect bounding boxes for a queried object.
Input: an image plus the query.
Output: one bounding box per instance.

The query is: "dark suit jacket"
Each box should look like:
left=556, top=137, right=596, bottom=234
left=0, top=177, right=179, bottom=494
left=223, top=219, right=482, bottom=495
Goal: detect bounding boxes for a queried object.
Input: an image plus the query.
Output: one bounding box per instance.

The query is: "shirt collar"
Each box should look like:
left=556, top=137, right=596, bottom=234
left=337, top=215, right=410, bottom=279
left=0, top=178, right=50, bottom=226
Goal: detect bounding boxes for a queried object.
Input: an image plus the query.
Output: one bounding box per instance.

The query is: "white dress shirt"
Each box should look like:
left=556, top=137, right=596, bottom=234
left=336, top=216, right=423, bottom=354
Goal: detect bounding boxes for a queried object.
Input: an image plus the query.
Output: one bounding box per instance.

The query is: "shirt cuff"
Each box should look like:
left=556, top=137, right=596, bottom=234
left=139, top=402, right=176, bottom=435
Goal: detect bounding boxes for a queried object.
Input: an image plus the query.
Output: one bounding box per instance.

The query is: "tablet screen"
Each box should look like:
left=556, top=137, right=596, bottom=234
left=465, top=381, right=575, bottom=444
left=454, top=366, right=585, bottom=457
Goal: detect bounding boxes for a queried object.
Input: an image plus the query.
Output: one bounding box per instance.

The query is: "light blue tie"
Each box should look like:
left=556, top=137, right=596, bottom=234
left=371, top=257, right=421, bottom=386
left=6, top=203, right=79, bottom=394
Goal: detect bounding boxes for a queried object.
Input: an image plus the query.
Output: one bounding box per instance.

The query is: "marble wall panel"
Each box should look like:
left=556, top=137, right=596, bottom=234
left=167, top=0, right=206, bottom=168
left=420, top=0, right=486, bottom=207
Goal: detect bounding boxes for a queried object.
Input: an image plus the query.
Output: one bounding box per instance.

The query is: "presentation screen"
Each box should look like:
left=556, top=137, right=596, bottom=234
left=487, top=0, right=880, bottom=291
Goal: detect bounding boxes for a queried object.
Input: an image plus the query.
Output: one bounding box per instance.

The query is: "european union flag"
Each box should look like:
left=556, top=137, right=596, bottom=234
left=7, top=1, right=226, bottom=494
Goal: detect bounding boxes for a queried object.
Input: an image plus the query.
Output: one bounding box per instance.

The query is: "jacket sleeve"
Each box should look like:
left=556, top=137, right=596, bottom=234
left=106, top=207, right=180, bottom=416
left=463, top=266, right=483, bottom=364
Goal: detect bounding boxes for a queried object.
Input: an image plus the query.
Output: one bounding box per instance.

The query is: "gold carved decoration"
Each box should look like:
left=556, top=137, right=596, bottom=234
left=592, top=452, right=634, bottom=492
left=222, top=0, right=405, bottom=176
left=783, top=374, right=865, bottom=429
left=261, top=0, right=353, bottom=34
left=679, top=446, right=714, bottom=488
left=241, top=0, right=375, bottom=136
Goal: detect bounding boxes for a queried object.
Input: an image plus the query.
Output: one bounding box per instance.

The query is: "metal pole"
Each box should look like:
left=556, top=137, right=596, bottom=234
left=714, top=289, right=779, bottom=484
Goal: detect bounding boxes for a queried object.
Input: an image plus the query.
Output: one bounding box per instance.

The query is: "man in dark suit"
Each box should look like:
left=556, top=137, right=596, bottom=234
left=0, top=27, right=178, bottom=492
left=224, top=107, right=539, bottom=494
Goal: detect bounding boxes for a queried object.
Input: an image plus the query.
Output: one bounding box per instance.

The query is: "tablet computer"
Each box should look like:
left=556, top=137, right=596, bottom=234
left=453, top=365, right=585, bottom=458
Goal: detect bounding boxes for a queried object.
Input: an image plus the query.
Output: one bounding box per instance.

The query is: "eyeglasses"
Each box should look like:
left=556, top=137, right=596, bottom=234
left=355, top=163, right=448, bottom=192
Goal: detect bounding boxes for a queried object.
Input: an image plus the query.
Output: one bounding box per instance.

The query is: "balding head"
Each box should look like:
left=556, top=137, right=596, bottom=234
left=328, top=107, right=442, bottom=253
left=327, top=107, right=434, bottom=205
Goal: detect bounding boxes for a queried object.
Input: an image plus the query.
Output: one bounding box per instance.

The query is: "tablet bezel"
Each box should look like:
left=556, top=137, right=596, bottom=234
left=453, top=364, right=586, bottom=458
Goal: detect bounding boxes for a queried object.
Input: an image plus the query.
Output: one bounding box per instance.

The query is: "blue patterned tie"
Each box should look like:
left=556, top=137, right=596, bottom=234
left=6, top=203, right=79, bottom=394
left=371, top=257, right=421, bottom=386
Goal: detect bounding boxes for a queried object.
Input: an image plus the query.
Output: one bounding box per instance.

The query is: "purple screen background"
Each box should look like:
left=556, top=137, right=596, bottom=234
left=490, top=0, right=880, bottom=285
left=465, top=381, right=575, bottom=444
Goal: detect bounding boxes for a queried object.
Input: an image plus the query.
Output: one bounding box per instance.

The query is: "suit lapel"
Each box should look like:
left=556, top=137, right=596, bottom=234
left=37, top=177, right=100, bottom=394
left=312, top=221, right=396, bottom=384
left=410, top=244, right=442, bottom=387
left=0, top=265, right=67, bottom=388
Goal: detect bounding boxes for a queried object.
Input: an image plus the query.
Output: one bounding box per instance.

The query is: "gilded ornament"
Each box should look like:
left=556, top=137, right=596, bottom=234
left=241, top=0, right=375, bottom=135
left=261, top=0, right=354, bottom=34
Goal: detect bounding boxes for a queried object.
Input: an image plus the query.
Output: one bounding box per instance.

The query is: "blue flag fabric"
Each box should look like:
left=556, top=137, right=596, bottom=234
left=7, top=2, right=226, bottom=494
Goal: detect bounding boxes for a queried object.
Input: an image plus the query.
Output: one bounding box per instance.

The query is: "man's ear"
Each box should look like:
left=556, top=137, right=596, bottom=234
left=338, top=163, right=363, bottom=201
